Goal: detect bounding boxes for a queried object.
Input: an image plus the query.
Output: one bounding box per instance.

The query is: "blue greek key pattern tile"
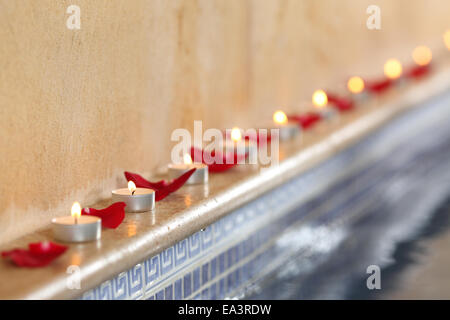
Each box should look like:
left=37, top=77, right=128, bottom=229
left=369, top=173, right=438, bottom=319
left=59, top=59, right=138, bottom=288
left=144, top=255, right=159, bottom=285
left=97, top=281, right=113, bottom=300
left=174, top=239, right=188, bottom=266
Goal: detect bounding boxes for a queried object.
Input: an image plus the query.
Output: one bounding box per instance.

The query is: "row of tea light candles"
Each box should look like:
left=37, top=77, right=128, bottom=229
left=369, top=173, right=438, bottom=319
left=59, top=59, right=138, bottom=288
left=52, top=156, right=210, bottom=242
left=52, top=38, right=450, bottom=243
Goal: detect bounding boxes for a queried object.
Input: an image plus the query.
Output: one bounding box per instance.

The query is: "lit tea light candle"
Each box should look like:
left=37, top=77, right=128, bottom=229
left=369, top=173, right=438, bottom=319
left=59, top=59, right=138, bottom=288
left=347, top=76, right=368, bottom=103
left=347, top=76, right=365, bottom=94
left=406, top=46, right=432, bottom=79
left=384, top=58, right=405, bottom=88
left=168, top=154, right=208, bottom=185
left=231, top=128, right=259, bottom=167
left=444, top=30, right=450, bottom=51
left=112, top=180, right=155, bottom=213
left=412, top=46, right=432, bottom=66
left=212, top=127, right=259, bottom=165
left=52, top=202, right=101, bottom=243
left=271, top=110, right=300, bottom=141
left=384, top=59, right=403, bottom=80
left=224, top=127, right=257, bottom=156
left=312, top=90, right=336, bottom=119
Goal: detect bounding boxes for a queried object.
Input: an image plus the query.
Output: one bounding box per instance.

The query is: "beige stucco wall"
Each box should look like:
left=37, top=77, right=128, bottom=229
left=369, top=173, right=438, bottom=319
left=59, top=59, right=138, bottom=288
left=0, top=0, right=449, bottom=244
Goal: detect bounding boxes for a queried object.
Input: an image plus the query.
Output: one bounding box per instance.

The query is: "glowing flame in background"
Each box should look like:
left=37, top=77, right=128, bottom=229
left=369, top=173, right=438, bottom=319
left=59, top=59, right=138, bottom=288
left=231, top=127, right=243, bottom=142
left=384, top=59, right=403, bottom=79
left=183, top=153, right=193, bottom=165
left=273, top=111, right=288, bottom=125
left=312, top=90, right=328, bottom=108
left=347, top=76, right=365, bottom=94
left=444, top=30, right=450, bottom=51
left=412, top=46, right=432, bottom=66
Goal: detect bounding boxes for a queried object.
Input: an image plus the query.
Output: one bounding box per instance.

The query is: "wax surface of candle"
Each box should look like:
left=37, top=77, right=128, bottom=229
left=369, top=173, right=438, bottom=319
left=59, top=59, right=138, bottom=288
left=53, top=215, right=99, bottom=225
left=169, top=163, right=206, bottom=170
left=113, top=187, right=155, bottom=195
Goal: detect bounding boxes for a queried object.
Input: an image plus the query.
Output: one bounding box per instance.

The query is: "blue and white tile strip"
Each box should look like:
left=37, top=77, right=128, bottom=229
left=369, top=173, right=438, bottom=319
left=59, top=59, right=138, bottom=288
left=81, top=91, right=450, bottom=300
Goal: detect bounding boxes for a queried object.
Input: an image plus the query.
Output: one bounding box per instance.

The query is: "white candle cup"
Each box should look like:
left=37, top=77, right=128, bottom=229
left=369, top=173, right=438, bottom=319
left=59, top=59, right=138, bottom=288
left=317, top=107, right=338, bottom=120
left=168, top=163, right=208, bottom=185
left=394, top=76, right=408, bottom=89
left=52, top=216, right=101, bottom=243
left=271, top=122, right=301, bottom=141
left=111, top=188, right=155, bottom=212
left=352, top=91, right=370, bottom=105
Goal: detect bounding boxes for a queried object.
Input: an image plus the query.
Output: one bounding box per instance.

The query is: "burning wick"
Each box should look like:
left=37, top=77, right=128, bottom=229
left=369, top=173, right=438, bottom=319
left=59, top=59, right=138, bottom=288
left=128, top=180, right=136, bottom=196
left=71, top=202, right=81, bottom=225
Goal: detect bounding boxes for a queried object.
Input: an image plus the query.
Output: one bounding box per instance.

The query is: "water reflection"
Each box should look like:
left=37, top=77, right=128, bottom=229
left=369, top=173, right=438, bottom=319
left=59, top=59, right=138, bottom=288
left=184, top=195, right=192, bottom=207
left=70, top=252, right=82, bottom=266
left=127, top=221, right=137, bottom=238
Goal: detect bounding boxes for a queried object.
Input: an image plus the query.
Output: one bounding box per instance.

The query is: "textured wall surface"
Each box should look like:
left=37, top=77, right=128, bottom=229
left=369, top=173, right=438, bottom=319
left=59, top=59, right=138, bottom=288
left=0, top=0, right=449, bottom=244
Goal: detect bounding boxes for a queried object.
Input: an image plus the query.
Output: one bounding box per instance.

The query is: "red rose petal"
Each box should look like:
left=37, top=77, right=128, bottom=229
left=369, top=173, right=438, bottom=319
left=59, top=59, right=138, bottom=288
left=124, top=172, right=168, bottom=190
left=366, top=78, right=392, bottom=94
left=154, top=168, right=196, bottom=201
left=28, top=241, right=67, bottom=256
left=405, top=64, right=430, bottom=79
left=2, top=241, right=67, bottom=268
left=288, top=113, right=322, bottom=130
left=82, top=202, right=126, bottom=229
left=327, top=93, right=354, bottom=112
left=208, top=163, right=238, bottom=173
left=246, top=133, right=272, bottom=145
left=190, top=147, right=247, bottom=173
left=124, top=169, right=196, bottom=202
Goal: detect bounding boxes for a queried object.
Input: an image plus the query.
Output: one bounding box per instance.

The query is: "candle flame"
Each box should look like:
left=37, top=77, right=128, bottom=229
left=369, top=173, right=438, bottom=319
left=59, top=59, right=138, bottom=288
left=128, top=180, right=136, bottom=195
left=312, top=90, right=328, bottom=108
left=71, top=202, right=81, bottom=220
left=273, top=111, right=288, bottom=125
left=347, top=76, right=365, bottom=94
left=412, top=46, right=432, bottom=66
left=444, top=30, right=450, bottom=51
left=384, top=59, right=402, bottom=79
left=231, top=127, right=242, bottom=142
left=183, top=153, right=193, bottom=165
